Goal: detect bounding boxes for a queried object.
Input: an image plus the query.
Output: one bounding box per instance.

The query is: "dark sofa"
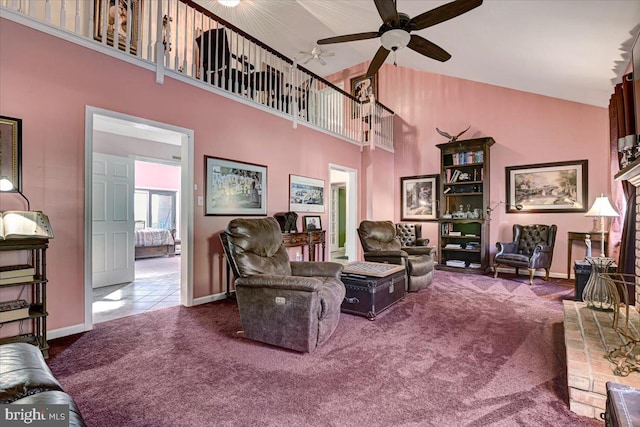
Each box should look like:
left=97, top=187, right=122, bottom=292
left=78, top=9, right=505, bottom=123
left=0, top=343, right=86, bottom=426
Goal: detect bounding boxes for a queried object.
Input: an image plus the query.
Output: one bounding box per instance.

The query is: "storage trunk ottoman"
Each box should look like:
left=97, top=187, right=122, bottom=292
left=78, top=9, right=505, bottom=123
left=340, top=262, right=406, bottom=320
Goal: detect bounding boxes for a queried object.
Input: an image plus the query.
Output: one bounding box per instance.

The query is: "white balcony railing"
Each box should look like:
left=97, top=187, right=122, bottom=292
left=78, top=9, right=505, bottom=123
left=1, top=0, right=394, bottom=150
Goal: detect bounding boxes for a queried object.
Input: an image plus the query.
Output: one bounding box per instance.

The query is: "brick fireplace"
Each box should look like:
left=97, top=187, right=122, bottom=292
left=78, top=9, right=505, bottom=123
left=562, top=160, right=640, bottom=419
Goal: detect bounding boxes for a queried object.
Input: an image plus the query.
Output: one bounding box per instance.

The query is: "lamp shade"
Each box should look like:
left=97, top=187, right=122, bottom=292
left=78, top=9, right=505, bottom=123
left=381, top=29, right=410, bottom=51
left=0, top=177, right=14, bottom=191
left=585, top=195, right=619, bottom=217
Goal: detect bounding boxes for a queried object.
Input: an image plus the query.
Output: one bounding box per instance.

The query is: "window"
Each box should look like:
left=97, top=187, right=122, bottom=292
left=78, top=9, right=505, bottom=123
left=134, top=189, right=176, bottom=230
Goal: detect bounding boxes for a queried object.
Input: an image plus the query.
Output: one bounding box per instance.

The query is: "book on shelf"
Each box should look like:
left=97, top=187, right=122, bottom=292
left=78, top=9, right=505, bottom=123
left=0, top=264, right=35, bottom=279
left=448, top=231, right=462, bottom=236
left=0, top=211, right=54, bottom=240
left=0, top=299, right=29, bottom=323
left=0, top=275, right=34, bottom=285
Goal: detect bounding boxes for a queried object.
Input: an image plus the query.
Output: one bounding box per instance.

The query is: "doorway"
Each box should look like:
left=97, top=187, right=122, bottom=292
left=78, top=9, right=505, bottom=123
left=329, top=164, right=357, bottom=263
left=84, top=106, right=194, bottom=330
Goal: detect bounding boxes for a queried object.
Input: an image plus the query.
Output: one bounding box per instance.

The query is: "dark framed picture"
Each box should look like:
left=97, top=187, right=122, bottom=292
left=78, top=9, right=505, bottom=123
left=303, top=215, right=322, bottom=231
left=0, top=116, right=22, bottom=192
left=351, top=74, right=378, bottom=102
left=289, top=174, right=324, bottom=213
left=93, top=0, right=141, bottom=54
left=204, top=156, right=267, bottom=216
left=506, top=159, right=588, bottom=213
left=401, top=174, right=439, bottom=221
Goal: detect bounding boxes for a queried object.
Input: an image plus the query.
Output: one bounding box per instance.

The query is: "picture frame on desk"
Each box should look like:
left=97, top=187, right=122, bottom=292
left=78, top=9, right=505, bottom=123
left=0, top=116, right=22, bottom=192
left=204, top=156, right=267, bottom=216
left=506, top=159, right=588, bottom=213
left=303, top=215, right=321, bottom=232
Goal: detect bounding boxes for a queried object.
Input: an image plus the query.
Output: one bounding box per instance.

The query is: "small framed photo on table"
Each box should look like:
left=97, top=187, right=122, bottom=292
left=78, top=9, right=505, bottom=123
left=303, top=215, right=321, bottom=231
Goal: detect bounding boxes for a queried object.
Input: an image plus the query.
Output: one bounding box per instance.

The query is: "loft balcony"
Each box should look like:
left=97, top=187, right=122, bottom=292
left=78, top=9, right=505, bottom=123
left=0, top=0, right=394, bottom=150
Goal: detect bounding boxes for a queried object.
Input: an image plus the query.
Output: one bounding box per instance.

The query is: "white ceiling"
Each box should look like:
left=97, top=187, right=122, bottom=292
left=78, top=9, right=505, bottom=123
left=195, top=0, right=640, bottom=107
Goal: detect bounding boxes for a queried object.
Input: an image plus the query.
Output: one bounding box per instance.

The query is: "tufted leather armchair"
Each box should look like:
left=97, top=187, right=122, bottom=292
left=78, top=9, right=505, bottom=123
left=221, top=217, right=345, bottom=353
left=493, top=224, right=558, bottom=285
left=395, top=223, right=432, bottom=254
left=357, top=220, right=435, bottom=292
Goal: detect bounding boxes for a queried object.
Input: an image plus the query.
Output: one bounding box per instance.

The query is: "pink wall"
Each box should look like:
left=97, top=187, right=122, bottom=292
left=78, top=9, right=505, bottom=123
left=0, top=20, right=362, bottom=330
left=0, top=18, right=613, bottom=334
left=329, top=61, right=610, bottom=278
left=135, top=161, right=180, bottom=190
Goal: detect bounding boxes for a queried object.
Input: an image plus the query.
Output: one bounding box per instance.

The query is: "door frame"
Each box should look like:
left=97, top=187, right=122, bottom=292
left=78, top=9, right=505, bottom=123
left=84, top=106, right=195, bottom=331
left=328, top=164, right=357, bottom=262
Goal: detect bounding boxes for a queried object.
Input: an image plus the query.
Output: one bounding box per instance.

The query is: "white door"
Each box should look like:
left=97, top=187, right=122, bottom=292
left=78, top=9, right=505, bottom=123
left=92, top=153, right=135, bottom=288
left=330, top=184, right=340, bottom=252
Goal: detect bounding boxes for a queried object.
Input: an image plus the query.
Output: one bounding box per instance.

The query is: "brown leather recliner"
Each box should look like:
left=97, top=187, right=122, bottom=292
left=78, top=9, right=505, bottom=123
left=357, top=220, right=435, bottom=292
left=493, top=224, right=557, bottom=285
left=221, top=217, right=345, bottom=353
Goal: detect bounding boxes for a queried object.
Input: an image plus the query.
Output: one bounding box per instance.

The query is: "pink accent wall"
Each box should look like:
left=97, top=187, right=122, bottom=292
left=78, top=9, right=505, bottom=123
left=135, top=161, right=180, bottom=189
left=0, top=18, right=613, bottom=334
left=329, top=62, right=610, bottom=278
left=0, top=20, right=362, bottom=330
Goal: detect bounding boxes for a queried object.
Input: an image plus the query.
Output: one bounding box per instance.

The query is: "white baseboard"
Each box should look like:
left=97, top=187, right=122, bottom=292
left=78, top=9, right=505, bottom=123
left=191, top=292, right=230, bottom=306
left=493, top=267, right=567, bottom=280
left=48, top=323, right=86, bottom=340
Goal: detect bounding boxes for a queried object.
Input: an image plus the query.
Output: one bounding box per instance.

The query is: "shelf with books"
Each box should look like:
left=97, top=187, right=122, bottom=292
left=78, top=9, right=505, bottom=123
left=0, top=238, right=50, bottom=357
left=437, top=137, right=494, bottom=274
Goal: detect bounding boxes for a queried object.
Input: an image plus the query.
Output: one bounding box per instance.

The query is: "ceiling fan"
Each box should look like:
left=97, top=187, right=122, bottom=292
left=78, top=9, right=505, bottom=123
left=299, top=46, right=335, bottom=65
left=317, top=0, right=483, bottom=77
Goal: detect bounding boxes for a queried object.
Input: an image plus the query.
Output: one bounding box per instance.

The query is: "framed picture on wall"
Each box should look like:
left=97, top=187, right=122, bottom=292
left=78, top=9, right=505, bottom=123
left=204, top=156, right=267, bottom=216
left=93, top=0, right=142, bottom=54
left=350, top=74, right=378, bottom=119
left=505, top=159, right=588, bottom=213
left=289, top=174, right=325, bottom=213
left=401, top=174, right=439, bottom=221
left=0, top=116, right=22, bottom=192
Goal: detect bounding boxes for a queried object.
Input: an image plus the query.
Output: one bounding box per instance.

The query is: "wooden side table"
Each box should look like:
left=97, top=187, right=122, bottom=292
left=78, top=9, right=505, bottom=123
left=567, top=231, right=608, bottom=278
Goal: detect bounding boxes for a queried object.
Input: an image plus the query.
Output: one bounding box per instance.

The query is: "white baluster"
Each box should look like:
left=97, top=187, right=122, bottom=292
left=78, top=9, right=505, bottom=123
left=74, top=0, right=80, bottom=33
left=59, top=0, right=66, bottom=29
left=155, top=0, right=164, bottom=83
left=45, top=0, right=50, bottom=23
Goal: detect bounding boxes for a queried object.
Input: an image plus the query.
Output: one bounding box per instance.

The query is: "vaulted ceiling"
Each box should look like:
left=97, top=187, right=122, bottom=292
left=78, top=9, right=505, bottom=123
left=194, top=0, right=640, bottom=107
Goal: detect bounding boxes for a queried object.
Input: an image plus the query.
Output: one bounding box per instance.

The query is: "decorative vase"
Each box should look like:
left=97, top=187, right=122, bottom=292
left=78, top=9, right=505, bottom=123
left=582, top=256, right=616, bottom=311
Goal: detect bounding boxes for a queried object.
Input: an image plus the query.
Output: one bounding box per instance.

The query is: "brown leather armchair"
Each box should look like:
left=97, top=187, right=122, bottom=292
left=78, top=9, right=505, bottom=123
left=493, top=224, right=557, bottom=285
left=357, top=220, right=435, bottom=292
left=221, top=217, right=345, bottom=353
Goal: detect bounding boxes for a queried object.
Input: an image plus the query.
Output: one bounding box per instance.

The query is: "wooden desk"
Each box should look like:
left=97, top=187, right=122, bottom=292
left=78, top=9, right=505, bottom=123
left=567, top=231, right=608, bottom=278
left=282, top=230, right=325, bottom=261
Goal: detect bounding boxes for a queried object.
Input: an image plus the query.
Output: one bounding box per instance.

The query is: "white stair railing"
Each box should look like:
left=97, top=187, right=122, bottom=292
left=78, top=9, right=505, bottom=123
left=0, top=0, right=394, bottom=150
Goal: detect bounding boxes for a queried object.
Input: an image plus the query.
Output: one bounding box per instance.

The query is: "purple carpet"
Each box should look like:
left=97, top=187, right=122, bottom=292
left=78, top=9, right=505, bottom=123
left=48, top=271, right=602, bottom=426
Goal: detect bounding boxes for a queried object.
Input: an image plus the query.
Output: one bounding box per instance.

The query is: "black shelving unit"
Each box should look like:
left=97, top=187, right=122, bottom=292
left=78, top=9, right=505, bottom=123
left=0, top=238, right=49, bottom=357
left=437, top=137, right=494, bottom=274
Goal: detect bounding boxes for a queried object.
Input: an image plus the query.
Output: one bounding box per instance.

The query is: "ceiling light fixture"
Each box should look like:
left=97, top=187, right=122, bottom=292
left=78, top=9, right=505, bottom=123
left=380, top=29, right=410, bottom=51
left=218, top=0, right=240, bottom=7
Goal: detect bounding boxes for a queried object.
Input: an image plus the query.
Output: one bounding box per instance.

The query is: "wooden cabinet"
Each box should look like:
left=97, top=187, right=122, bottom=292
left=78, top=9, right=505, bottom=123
left=0, top=238, right=49, bottom=357
left=436, top=137, right=494, bottom=273
left=282, top=230, right=326, bottom=261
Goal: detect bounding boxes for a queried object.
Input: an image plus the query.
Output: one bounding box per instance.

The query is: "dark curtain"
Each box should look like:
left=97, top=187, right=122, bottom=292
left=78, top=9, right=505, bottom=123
left=611, top=73, right=636, bottom=278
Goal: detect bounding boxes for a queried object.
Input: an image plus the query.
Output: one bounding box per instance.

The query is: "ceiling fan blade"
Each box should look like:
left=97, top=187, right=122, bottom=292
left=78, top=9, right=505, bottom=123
left=323, top=52, right=336, bottom=57
left=366, top=46, right=390, bottom=77
left=318, top=57, right=327, bottom=66
left=409, top=0, right=483, bottom=31
left=303, top=57, right=313, bottom=65
left=317, top=32, right=379, bottom=45
left=407, top=35, right=451, bottom=62
left=374, top=0, right=398, bottom=24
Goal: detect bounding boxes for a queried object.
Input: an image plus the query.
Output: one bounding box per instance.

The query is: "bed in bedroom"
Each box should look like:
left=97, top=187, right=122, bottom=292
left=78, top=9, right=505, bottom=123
left=135, top=228, right=176, bottom=259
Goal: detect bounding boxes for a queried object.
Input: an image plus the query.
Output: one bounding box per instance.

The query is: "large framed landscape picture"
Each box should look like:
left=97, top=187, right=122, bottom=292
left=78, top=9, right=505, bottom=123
left=401, top=174, right=439, bottom=221
left=204, top=156, right=267, bottom=216
left=506, top=159, right=588, bottom=213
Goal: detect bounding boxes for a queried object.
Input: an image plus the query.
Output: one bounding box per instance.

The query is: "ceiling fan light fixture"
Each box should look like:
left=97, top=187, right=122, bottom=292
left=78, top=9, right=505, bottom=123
left=218, top=0, right=240, bottom=7
left=381, top=29, right=410, bottom=51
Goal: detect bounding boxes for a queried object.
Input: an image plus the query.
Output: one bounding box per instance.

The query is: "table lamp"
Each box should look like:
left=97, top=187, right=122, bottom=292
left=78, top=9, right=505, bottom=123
left=584, top=194, right=618, bottom=256
left=0, top=176, right=30, bottom=211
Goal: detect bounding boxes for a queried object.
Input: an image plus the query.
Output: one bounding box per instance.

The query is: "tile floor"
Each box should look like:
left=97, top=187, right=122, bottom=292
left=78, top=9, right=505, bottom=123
left=330, top=248, right=349, bottom=264
left=92, top=256, right=180, bottom=324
